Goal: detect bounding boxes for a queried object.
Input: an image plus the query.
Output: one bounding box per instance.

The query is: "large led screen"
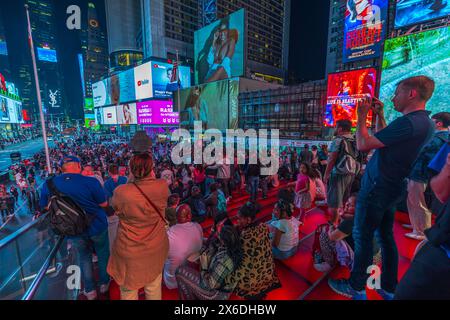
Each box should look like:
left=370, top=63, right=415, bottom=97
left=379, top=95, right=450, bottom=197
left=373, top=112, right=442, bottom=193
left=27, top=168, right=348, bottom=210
left=136, top=100, right=179, bottom=125
left=93, top=78, right=111, bottom=108
left=134, top=62, right=153, bottom=101
left=324, top=68, right=376, bottom=127
left=380, top=25, right=450, bottom=123
left=177, top=79, right=238, bottom=131
left=395, top=0, right=450, bottom=28
left=0, top=96, right=24, bottom=124
left=117, top=103, right=138, bottom=125
left=0, top=41, right=7, bottom=56
left=103, top=106, right=117, bottom=125
left=194, top=8, right=245, bottom=85
left=118, top=68, right=136, bottom=103
left=151, top=61, right=191, bottom=98
left=343, top=0, right=388, bottom=63
left=37, top=47, right=57, bottom=63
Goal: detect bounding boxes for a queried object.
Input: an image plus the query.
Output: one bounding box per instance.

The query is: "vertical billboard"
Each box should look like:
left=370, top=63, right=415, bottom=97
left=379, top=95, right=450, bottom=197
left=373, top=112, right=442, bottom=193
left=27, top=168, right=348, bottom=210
left=325, top=68, right=377, bottom=127
left=343, top=0, right=388, bottom=63
left=117, top=103, right=138, bottom=125
left=395, top=0, right=450, bottom=28
left=194, top=8, right=245, bottom=85
left=118, top=68, right=136, bottom=103
left=380, top=25, right=450, bottom=123
left=151, top=61, right=191, bottom=98
left=0, top=40, right=8, bottom=56
left=134, top=62, right=153, bottom=100
left=136, top=100, right=179, bottom=125
left=93, top=78, right=111, bottom=108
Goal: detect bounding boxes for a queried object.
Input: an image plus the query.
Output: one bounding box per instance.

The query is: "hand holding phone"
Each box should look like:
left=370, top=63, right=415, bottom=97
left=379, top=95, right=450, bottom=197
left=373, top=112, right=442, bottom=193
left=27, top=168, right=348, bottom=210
left=371, top=97, right=384, bottom=115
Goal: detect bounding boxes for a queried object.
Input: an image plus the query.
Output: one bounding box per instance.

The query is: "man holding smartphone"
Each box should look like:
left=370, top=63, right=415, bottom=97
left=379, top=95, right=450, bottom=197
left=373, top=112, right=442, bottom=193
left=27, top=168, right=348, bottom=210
left=329, top=76, right=435, bottom=300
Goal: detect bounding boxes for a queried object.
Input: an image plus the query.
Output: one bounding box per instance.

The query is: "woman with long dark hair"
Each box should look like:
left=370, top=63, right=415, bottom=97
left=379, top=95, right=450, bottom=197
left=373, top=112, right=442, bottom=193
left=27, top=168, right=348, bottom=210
left=175, top=225, right=243, bottom=300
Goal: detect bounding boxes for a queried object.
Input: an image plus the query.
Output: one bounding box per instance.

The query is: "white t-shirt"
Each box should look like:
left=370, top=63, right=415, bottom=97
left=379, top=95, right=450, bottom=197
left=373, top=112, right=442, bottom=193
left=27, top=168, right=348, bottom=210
left=163, top=222, right=203, bottom=289
left=269, top=218, right=301, bottom=252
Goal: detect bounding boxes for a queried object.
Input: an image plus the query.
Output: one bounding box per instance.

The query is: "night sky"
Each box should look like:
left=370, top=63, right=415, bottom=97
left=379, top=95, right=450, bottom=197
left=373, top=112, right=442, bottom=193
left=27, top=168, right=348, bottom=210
left=1, top=0, right=330, bottom=112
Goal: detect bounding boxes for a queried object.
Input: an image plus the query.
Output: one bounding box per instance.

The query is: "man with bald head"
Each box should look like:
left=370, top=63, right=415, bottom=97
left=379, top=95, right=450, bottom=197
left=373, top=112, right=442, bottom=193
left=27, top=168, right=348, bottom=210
left=163, top=204, right=204, bottom=289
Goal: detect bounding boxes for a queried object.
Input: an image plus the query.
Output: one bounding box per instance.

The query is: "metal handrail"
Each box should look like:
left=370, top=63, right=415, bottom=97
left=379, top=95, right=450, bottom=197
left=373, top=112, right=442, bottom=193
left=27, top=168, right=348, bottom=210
left=21, top=236, right=64, bottom=301
left=0, top=212, right=48, bottom=250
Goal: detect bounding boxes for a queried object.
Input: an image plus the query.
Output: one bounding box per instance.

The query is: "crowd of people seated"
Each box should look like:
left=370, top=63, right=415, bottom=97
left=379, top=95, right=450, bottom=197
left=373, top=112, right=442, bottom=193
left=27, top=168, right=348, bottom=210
left=32, top=76, right=450, bottom=301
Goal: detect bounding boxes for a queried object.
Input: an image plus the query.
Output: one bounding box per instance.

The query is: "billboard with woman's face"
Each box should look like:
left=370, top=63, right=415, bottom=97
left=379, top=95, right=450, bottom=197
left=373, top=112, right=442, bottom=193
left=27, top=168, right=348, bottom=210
left=194, top=8, right=245, bottom=85
left=117, top=103, right=137, bottom=125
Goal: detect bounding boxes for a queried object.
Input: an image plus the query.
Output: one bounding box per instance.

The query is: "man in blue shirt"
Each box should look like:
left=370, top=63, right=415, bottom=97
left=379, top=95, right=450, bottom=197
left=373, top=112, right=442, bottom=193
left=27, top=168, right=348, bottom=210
left=329, top=76, right=435, bottom=300
left=395, top=148, right=450, bottom=299
left=405, top=112, right=449, bottom=240
left=40, top=156, right=110, bottom=300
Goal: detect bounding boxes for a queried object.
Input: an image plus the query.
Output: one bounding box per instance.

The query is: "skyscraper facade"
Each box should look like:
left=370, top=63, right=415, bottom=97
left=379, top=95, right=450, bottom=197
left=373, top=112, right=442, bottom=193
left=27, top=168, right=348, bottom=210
left=26, top=0, right=65, bottom=118
left=213, top=0, right=291, bottom=84
left=0, top=13, right=11, bottom=80
left=81, top=2, right=109, bottom=99
left=140, top=0, right=199, bottom=65
left=105, top=0, right=143, bottom=71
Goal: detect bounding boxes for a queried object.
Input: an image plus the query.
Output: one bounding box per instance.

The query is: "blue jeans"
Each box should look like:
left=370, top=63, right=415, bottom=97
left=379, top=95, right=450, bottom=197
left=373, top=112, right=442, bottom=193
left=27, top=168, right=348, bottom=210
left=248, top=176, right=259, bottom=202
left=71, top=229, right=110, bottom=292
left=260, top=177, right=268, bottom=198
left=273, top=246, right=297, bottom=260
left=349, top=177, right=405, bottom=292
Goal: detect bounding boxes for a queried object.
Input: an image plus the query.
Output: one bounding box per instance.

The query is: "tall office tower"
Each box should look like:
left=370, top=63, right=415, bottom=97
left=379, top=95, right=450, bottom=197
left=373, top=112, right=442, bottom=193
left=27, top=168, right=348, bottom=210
left=81, top=2, right=109, bottom=99
left=26, top=0, right=65, bottom=117
left=105, top=0, right=143, bottom=71
left=200, top=0, right=291, bottom=84
left=0, top=13, right=11, bottom=80
left=325, top=0, right=402, bottom=76
left=140, top=0, right=200, bottom=64
left=325, top=0, right=346, bottom=76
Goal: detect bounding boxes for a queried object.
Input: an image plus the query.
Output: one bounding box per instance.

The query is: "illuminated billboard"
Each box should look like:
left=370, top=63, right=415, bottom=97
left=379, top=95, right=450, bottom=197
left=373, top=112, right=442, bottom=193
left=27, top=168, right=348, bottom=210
left=134, top=62, right=153, bottom=101
left=118, top=68, right=136, bottom=103
left=95, top=108, right=103, bottom=125
left=103, top=106, right=117, bottom=125
left=0, top=40, right=7, bottom=56
left=194, top=8, right=245, bottom=85
left=117, top=103, right=138, bottom=125
left=136, top=100, right=179, bottom=125
left=177, top=78, right=239, bottom=131
left=324, top=68, right=376, bottom=127
left=151, top=61, right=191, bottom=98
left=0, top=95, right=24, bottom=124
left=84, top=97, right=94, bottom=111
left=380, top=25, right=450, bottom=123
left=395, top=0, right=450, bottom=28
left=37, top=47, right=57, bottom=63
left=343, top=0, right=388, bottom=63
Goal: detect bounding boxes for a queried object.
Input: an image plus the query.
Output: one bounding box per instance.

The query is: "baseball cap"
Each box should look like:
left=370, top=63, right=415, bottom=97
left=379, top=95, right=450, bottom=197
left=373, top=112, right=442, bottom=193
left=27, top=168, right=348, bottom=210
left=59, top=156, right=81, bottom=167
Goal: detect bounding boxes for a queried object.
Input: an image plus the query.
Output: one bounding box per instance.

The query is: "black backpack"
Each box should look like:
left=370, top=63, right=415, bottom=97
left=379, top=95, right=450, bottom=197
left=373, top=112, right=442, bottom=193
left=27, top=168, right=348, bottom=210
left=46, top=178, right=92, bottom=236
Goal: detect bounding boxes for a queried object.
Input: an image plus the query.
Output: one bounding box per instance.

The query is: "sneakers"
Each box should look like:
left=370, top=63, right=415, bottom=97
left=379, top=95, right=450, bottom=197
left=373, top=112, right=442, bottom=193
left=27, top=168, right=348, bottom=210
left=376, top=288, right=395, bottom=301
left=328, top=279, right=367, bottom=300
left=83, top=290, right=98, bottom=301
left=405, top=232, right=426, bottom=241
left=402, top=224, right=413, bottom=230
left=92, top=254, right=98, bottom=263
